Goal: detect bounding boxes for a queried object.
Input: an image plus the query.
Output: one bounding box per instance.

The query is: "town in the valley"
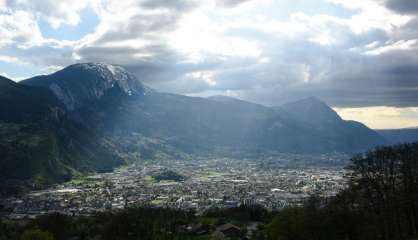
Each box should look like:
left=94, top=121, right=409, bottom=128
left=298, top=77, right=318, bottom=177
left=0, top=154, right=348, bottom=219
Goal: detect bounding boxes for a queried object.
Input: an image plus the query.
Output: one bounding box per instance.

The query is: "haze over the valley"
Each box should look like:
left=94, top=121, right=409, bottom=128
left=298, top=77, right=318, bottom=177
left=1, top=0, right=418, bottom=129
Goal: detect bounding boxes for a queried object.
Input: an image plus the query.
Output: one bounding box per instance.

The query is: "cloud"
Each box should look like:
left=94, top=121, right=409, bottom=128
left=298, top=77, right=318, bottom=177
left=381, top=0, right=418, bottom=15
left=69, top=0, right=418, bottom=108
left=70, top=0, right=196, bottom=83
left=215, top=0, right=253, bottom=8
left=140, top=0, right=197, bottom=11
left=365, top=39, right=418, bottom=55
left=4, top=0, right=89, bottom=28
left=0, top=1, right=87, bottom=72
left=0, top=9, right=43, bottom=47
left=1, top=0, right=418, bottom=111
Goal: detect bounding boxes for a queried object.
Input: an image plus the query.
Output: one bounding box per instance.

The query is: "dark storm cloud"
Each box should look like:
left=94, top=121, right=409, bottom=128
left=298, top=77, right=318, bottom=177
left=142, top=34, right=418, bottom=108
left=186, top=34, right=418, bottom=108
left=77, top=43, right=180, bottom=67
left=382, top=0, right=418, bottom=14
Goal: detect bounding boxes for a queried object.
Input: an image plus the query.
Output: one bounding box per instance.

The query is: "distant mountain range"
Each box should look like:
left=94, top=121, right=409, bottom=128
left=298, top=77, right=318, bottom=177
left=377, top=128, right=418, bottom=144
left=0, top=62, right=401, bottom=195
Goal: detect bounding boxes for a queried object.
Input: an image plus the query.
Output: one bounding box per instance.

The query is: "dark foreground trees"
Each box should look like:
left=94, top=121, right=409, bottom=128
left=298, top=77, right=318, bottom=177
left=347, top=143, right=418, bottom=240
left=20, top=229, right=54, bottom=240
left=1, top=208, right=196, bottom=240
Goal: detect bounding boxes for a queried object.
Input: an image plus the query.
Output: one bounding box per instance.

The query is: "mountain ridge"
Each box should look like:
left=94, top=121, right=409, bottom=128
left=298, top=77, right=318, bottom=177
left=19, top=63, right=385, bottom=154
left=377, top=128, right=418, bottom=144
left=0, top=74, right=124, bottom=196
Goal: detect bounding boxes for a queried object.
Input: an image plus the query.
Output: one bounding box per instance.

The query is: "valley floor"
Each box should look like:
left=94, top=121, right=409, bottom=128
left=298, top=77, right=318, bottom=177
left=0, top=156, right=346, bottom=219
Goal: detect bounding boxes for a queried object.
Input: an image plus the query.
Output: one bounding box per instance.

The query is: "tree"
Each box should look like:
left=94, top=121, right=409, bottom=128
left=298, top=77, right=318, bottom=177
left=20, top=229, right=54, bottom=240
left=266, top=207, right=306, bottom=240
left=347, top=143, right=418, bottom=240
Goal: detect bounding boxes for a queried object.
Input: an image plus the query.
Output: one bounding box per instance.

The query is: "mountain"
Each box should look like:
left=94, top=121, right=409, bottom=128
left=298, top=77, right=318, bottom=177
left=0, top=75, right=123, bottom=196
left=270, top=97, right=386, bottom=153
left=23, top=63, right=147, bottom=111
left=208, top=95, right=265, bottom=109
left=377, top=128, right=418, bottom=144
left=279, top=97, right=342, bottom=125
left=21, top=63, right=385, bottom=154
left=0, top=63, right=387, bottom=194
left=0, top=76, right=62, bottom=123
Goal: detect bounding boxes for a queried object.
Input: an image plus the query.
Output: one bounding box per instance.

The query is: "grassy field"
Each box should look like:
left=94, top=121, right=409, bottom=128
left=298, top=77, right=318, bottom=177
left=197, top=171, right=224, bottom=181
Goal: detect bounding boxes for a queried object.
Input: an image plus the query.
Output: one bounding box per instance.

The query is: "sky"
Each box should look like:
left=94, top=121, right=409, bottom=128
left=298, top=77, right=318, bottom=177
left=1, top=0, right=418, bottom=129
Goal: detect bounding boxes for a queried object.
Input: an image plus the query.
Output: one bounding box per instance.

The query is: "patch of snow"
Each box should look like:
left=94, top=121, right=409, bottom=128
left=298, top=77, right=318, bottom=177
left=75, top=62, right=145, bottom=97
left=106, top=64, right=117, bottom=76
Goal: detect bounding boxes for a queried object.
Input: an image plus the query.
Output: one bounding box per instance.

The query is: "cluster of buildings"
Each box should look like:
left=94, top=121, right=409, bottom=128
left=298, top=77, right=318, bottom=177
left=0, top=157, right=347, bottom=219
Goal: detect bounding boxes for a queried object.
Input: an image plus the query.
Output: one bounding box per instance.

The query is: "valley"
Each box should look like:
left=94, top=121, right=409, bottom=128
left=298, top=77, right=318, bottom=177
left=1, top=154, right=347, bottom=219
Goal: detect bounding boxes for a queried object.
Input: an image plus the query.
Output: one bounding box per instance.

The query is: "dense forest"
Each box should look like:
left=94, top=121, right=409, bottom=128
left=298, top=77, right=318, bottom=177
left=1, top=142, right=418, bottom=240
left=153, top=170, right=186, bottom=182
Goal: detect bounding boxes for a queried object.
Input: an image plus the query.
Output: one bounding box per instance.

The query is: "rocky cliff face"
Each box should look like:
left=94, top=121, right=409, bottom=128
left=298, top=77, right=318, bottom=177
left=23, top=63, right=148, bottom=111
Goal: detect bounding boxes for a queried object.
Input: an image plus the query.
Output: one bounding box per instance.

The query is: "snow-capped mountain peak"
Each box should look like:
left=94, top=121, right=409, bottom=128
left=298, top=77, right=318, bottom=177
left=22, top=62, right=149, bottom=111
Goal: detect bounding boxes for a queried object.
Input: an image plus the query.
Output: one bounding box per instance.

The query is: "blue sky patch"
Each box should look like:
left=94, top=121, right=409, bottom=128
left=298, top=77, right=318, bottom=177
left=39, top=6, right=99, bottom=41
